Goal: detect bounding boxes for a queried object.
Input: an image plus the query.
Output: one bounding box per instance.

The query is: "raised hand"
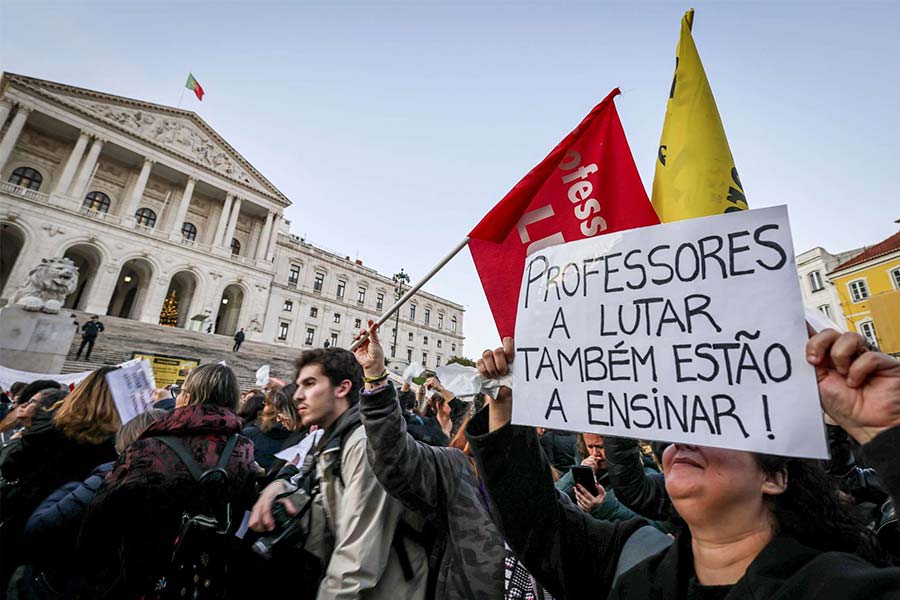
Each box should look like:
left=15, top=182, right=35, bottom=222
left=477, top=337, right=515, bottom=432
left=807, top=329, right=900, bottom=444
left=352, top=319, right=385, bottom=379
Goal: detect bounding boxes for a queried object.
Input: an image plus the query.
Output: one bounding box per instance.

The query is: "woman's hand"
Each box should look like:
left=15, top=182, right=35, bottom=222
left=807, top=329, right=900, bottom=444
left=477, top=337, right=515, bottom=432
left=574, top=483, right=606, bottom=513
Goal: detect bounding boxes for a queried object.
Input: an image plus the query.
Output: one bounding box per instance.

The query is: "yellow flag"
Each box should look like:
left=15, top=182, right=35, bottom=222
left=652, top=9, right=747, bottom=222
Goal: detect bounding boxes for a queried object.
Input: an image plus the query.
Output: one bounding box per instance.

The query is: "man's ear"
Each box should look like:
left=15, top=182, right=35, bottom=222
left=334, top=379, right=353, bottom=400
left=761, top=468, right=788, bottom=497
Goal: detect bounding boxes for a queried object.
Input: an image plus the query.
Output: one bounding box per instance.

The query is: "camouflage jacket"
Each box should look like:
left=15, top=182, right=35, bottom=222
left=359, top=384, right=505, bottom=599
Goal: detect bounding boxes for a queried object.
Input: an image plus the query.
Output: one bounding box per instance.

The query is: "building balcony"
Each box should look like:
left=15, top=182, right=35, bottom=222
left=0, top=180, right=49, bottom=203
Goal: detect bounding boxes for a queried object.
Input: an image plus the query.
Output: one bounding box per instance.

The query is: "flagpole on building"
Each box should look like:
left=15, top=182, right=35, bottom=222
left=177, top=87, right=186, bottom=109
left=349, top=237, right=471, bottom=351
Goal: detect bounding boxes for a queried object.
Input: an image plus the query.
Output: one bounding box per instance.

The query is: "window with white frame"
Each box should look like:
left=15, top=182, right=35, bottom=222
left=407, top=347, right=413, bottom=362
left=278, top=322, right=290, bottom=341
left=436, top=355, right=442, bottom=367
left=451, top=316, right=457, bottom=332
left=354, top=318, right=362, bottom=329
left=289, top=264, right=301, bottom=286
left=336, top=281, right=346, bottom=299
left=330, top=332, right=339, bottom=347
left=859, top=321, right=878, bottom=348
left=422, top=352, right=428, bottom=366
left=849, top=279, right=870, bottom=302
left=283, top=300, right=293, bottom=312
left=376, top=293, right=384, bottom=310
left=305, top=328, right=315, bottom=345
left=333, top=313, right=341, bottom=324
left=314, top=272, right=324, bottom=292
left=892, top=267, right=900, bottom=290
left=409, top=304, right=416, bottom=321
left=808, top=271, right=824, bottom=293
left=438, top=313, right=444, bottom=329
left=817, top=304, right=831, bottom=319
left=408, top=332, right=414, bottom=341
left=309, top=306, right=318, bottom=318
left=357, top=287, right=366, bottom=304
left=424, top=308, right=431, bottom=325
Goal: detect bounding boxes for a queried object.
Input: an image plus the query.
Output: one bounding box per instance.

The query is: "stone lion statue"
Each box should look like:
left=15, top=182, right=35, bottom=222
left=13, top=257, right=79, bottom=314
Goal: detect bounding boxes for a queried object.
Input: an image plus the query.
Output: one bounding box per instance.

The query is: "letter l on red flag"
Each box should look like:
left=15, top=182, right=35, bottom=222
left=468, top=89, right=659, bottom=339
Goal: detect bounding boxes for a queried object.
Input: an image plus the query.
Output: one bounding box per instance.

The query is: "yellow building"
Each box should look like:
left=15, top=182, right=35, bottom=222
left=829, top=229, right=900, bottom=357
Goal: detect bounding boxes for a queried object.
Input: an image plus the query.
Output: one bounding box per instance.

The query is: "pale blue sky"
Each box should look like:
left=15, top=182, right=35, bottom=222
left=2, top=1, right=897, bottom=358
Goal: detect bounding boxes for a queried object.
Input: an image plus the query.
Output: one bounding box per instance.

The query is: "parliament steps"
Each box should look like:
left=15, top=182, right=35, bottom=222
left=61, top=311, right=299, bottom=391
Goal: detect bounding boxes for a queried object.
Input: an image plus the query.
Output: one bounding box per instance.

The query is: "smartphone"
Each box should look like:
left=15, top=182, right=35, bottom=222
left=570, top=465, right=598, bottom=496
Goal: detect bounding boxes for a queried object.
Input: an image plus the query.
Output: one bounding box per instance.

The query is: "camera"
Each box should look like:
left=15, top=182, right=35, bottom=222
left=251, top=485, right=315, bottom=560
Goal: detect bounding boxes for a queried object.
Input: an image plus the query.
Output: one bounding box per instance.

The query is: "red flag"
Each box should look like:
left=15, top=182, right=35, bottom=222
left=468, top=89, right=659, bottom=338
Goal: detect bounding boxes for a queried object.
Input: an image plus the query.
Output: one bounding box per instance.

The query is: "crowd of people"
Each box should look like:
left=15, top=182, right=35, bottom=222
left=1, top=321, right=899, bottom=599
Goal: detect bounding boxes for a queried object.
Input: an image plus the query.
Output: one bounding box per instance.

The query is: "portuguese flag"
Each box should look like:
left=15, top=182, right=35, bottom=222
left=185, top=73, right=204, bottom=101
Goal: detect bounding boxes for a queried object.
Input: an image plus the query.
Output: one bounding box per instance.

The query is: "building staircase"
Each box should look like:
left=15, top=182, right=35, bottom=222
left=61, top=311, right=299, bottom=391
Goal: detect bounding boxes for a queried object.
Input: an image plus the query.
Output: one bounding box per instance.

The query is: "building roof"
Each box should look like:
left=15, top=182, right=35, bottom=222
left=1, top=72, right=290, bottom=205
left=830, top=230, right=900, bottom=274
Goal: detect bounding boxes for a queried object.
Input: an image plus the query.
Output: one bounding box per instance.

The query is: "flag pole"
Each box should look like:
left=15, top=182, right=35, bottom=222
left=177, top=86, right=186, bottom=109
left=349, top=237, right=471, bottom=351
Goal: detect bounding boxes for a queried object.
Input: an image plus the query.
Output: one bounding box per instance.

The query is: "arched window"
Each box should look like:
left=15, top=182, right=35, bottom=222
left=181, top=222, right=197, bottom=241
left=135, top=208, right=157, bottom=228
left=83, top=191, right=111, bottom=213
left=8, top=166, right=43, bottom=190
left=230, top=238, right=241, bottom=256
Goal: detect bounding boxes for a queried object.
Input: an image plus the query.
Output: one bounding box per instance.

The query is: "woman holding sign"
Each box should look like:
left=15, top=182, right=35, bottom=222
left=467, top=332, right=900, bottom=599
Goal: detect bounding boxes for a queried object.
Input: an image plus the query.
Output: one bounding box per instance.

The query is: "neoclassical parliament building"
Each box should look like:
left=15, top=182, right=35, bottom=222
left=0, top=73, right=465, bottom=366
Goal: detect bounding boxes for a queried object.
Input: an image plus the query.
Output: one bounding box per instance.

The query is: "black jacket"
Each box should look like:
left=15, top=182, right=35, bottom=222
left=540, top=429, right=577, bottom=471
left=466, top=410, right=900, bottom=600
left=233, top=331, right=245, bottom=343
left=605, top=436, right=672, bottom=521
left=80, top=321, right=104, bottom=338
left=242, top=422, right=292, bottom=470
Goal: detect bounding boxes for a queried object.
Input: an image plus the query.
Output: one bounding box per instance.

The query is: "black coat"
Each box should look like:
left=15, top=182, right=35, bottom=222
left=466, top=410, right=900, bottom=600
left=605, top=436, right=672, bottom=521
left=540, top=429, right=577, bottom=471
left=77, top=405, right=257, bottom=599
left=242, top=422, right=292, bottom=469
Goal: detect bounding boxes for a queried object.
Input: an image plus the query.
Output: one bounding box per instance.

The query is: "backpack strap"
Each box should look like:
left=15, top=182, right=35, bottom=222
left=157, top=433, right=240, bottom=482
left=157, top=436, right=204, bottom=481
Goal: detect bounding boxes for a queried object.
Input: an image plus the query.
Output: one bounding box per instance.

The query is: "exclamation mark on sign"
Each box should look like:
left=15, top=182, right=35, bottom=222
left=762, top=394, right=775, bottom=440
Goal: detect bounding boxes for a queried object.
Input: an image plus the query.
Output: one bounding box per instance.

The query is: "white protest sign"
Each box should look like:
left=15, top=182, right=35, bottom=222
left=512, top=205, right=828, bottom=459
left=105, top=361, right=155, bottom=424
left=255, top=365, right=270, bottom=387
left=117, top=357, right=157, bottom=390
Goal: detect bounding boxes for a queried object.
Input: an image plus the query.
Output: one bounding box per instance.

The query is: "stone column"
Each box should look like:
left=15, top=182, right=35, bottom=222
left=168, top=177, right=196, bottom=241
left=256, top=211, right=274, bottom=260
left=139, top=276, right=170, bottom=324
left=0, top=100, right=13, bottom=130
left=82, top=263, right=121, bottom=316
left=222, top=196, right=242, bottom=252
left=69, top=136, right=104, bottom=202
left=265, top=212, right=281, bottom=262
left=0, top=105, right=31, bottom=174
left=212, top=193, right=234, bottom=247
left=123, top=158, right=154, bottom=225
left=52, top=132, right=90, bottom=196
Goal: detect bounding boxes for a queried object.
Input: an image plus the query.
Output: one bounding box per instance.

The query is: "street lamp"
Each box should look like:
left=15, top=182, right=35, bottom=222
left=391, top=268, right=410, bottom=360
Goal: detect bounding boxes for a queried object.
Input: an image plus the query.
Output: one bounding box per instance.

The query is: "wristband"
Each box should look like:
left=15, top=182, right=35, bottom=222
left=363, top=370, right=389, bottom=383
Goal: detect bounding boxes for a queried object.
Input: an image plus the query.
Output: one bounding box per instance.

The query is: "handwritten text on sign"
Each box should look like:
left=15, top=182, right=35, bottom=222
left=511, top=206, right=828, bottom=459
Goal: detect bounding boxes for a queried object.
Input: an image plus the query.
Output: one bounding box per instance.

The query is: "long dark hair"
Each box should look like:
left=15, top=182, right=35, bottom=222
left=755, top=454, right=880, bottom=563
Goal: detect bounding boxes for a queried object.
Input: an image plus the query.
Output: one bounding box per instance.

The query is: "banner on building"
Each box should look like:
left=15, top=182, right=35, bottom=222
left=511, top=206, right=828, bottom=459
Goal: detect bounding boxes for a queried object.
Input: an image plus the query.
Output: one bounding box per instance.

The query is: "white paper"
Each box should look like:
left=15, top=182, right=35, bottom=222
left=401, top=362, right=425, bottom=382
left=512, top=206, right=828, bottom=459
left=105, top=361, right=155, bottom=424
left=255, top=364, right=270, bottom=386
left=118, top=357, right=157, bottom=390
left=435, top=363, right=482, bottom=397
left=275, top=428, right=324, bottom=464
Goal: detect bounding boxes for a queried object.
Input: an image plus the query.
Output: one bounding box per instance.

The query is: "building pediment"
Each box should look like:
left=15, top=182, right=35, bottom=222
left=4, top=73, right=289, bottom=204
